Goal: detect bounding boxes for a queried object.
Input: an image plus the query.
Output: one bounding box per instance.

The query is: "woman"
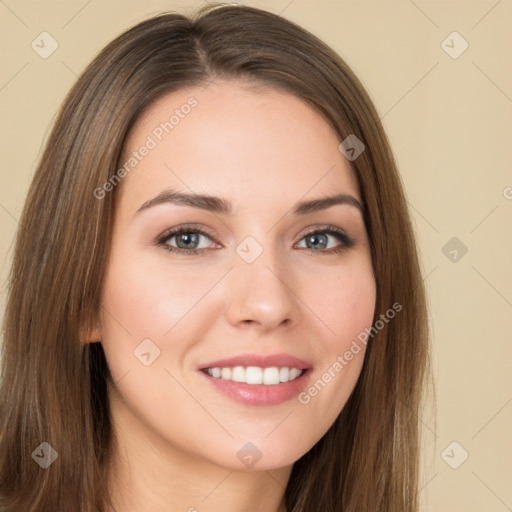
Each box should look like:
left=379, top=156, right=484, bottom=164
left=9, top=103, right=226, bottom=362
left=0, top=4, right=429, bottom=511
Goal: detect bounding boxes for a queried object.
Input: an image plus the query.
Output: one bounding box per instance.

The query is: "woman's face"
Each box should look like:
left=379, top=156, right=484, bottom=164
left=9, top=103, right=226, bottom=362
left=96, top=80, right=376, bottom=471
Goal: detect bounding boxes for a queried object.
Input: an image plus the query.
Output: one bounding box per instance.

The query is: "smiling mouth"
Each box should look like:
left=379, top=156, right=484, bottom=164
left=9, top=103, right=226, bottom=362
left=202, top=366, right=306, bottom=385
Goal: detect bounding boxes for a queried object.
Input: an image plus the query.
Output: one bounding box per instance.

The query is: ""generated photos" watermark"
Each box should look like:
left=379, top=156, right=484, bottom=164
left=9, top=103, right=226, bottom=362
left=298, top=301, right=402, bottom=404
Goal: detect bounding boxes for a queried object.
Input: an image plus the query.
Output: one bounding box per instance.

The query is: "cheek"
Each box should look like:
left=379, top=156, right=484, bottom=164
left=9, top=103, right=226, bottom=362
left=100, top=252, right=213, bottom=340
left=98, top=249, right=221, bottom=386
left=297, top=260, right=375, bottom=420
left=307, top=260, right=376, bottom=349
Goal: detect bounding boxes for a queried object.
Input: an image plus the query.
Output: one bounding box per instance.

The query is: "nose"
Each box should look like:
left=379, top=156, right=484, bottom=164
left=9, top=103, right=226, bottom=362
left=224, top=245, right=298, bottom=332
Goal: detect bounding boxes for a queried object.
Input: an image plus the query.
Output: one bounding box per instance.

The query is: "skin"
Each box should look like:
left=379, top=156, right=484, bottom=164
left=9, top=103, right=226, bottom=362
left=88, top=80, right=376, bottom=512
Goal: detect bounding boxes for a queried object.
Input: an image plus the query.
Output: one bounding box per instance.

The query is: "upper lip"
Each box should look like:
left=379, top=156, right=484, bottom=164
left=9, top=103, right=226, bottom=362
left=199, top=353, right=313, bottom=371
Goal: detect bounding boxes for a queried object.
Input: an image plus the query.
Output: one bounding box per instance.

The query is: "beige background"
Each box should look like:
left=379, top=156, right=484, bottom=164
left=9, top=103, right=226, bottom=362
left=1, top=1, right=511, bottom=510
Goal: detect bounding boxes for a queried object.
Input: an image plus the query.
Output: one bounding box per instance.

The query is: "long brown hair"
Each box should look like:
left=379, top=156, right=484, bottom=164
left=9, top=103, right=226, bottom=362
left=0, top=4, right=429, bottom=511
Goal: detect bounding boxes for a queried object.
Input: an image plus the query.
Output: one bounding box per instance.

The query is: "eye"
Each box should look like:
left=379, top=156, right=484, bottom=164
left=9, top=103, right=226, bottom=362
left=157, top=225, right=217, bottom=255
left=295, top=227, right=355, bottom=253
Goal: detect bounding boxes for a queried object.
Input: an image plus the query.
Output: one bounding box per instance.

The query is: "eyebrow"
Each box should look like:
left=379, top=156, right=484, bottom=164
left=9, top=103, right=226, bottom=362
left=135, top=189, right=364, bottom=216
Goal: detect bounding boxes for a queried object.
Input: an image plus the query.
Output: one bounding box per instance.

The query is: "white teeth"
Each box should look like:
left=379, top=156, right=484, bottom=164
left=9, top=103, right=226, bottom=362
left=231, top=366, right=245, bottom=382
left=289, top=368, right=302, bottom=380
left=246, top=366, right=263, bottom=384
left=205, top=366, right=304, bottom=385
left=279, top=367, right=290, bottom=382
left=263, top=367, right=280, bottom=385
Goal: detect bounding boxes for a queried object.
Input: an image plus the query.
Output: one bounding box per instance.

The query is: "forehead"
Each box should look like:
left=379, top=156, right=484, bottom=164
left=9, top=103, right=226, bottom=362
left=117, top=80, right=360, bottom=213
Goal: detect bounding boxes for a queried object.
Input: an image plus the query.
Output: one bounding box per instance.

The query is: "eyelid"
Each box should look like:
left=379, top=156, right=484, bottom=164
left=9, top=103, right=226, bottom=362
left=295, top=224, right=352, bottom=242
left=156, top=223, right=219, bottom=245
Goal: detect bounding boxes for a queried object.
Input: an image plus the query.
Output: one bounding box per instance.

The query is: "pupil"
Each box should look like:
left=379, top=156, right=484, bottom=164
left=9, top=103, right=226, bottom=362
left=309, top=234, right=326, bottom=249
left=178, top=233, right=198, bottom=248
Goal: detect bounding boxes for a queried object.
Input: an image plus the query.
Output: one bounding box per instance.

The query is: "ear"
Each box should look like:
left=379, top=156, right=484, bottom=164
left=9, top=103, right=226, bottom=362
left=79, top=312, right=102, bottom=344
left=81, top=327, right=102, bottom=344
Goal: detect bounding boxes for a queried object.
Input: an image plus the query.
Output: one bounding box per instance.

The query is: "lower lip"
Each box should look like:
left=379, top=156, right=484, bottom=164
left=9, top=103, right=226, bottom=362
left=199, top=370, right=312, bottom=406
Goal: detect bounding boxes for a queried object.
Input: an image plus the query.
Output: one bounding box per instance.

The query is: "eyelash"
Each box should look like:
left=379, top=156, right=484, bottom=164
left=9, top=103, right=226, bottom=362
left=156, top=223, right=355, bottom=256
